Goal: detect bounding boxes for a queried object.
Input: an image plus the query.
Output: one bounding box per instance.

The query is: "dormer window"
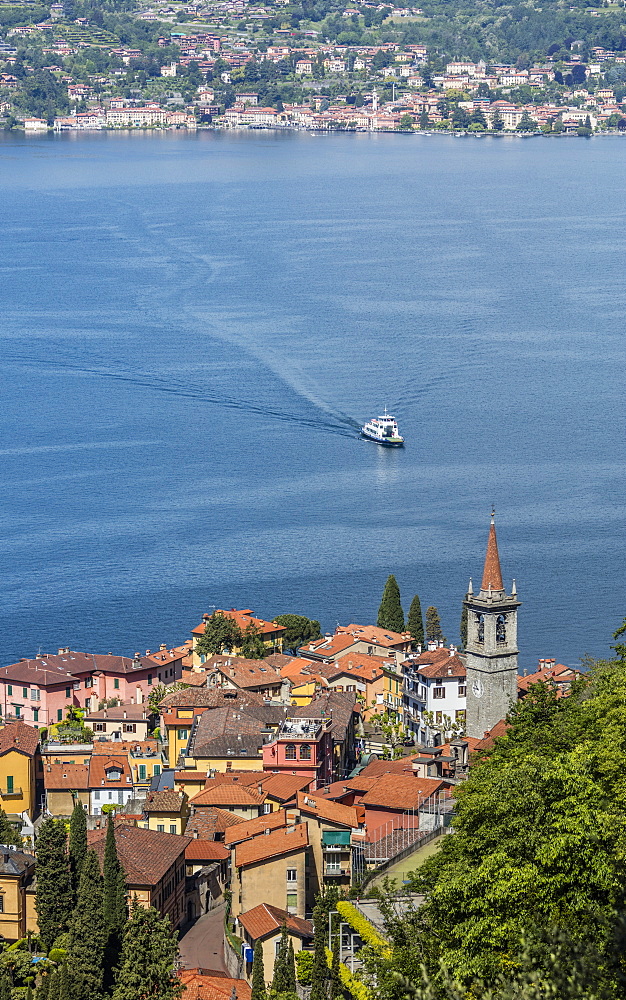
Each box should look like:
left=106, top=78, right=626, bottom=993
left=106, top=768, right=122, bottom=781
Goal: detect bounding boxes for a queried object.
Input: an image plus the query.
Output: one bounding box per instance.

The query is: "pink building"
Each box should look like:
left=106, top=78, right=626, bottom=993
left=263, top=717, right=333, bottom=790
left=0, top=647, right=185, bottom=728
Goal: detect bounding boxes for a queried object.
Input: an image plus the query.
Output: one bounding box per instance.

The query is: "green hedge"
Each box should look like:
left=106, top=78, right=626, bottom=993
left=325, top=948, right=371, bottom=1000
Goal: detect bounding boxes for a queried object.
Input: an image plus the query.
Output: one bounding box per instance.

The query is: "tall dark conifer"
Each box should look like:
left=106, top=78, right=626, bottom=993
left=251, top=941, right=268, bottom=1000
left=35, top=818, right=73, bottom=951
left=67, top=849, right=106, bottom=1000
left=68, top=802, right=87, bottom=896
left=286, top=940, right=296, bottom=993
left=103, top=813, right=127, bottom=985
left=111, top=902, right=183, bottom=1000
left=310, top=904, right=328, bottom=1000
left=407, top=594, right=424, bottom=646
left=377, top=575, right=404, bottom=633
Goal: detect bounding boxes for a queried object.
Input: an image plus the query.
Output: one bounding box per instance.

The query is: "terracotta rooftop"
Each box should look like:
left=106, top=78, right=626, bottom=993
left=0, top=651, right=160, bottom=683
left=191, top=609, right=286, bottom=638
left=359, top=774, right=446, bottom=811
left=190, top=782, right=267, bottom=808
left=481, top=517, right=504, bottom=592
left=357, top=755, right=423, bottom=779
left=237, top=903, right=313, bottom=943
left=336, top=624, right=410, bottom=647
left=143, top=791, right=186, bottom=813
left=88, top=754, right=132, bottom=789
left=223, top=809, right=288, bottom=847
left=160, top=687, right=265, bottom=710
left=184, top=807, right=244, bottom=841
left=473, top=718, right=510, bottom=751
left=234, top=823, right=308, bottom=867
left=179, top=969, right=251, bottom=1000
left=411, top=652, right=466, bottom=680
left=0, top=721, right=40, bottom=757
left=296, top=790, right=362, bottom=828
left=319, top=654, right=386, bottom=683
left=44, top=760, right=89, bottom=790
left=87, top=824, right=190, bottom=885
left=185, top=840, right=230, bottom=862
left=293, top=691, right=357, bottom=742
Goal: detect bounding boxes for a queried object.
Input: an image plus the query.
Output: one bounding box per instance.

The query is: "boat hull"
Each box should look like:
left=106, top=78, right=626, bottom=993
left=361, top=430, right=404, bottom=447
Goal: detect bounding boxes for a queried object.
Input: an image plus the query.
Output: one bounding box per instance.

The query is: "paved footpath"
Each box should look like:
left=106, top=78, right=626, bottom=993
left=178, top=902, right=228, bottom=973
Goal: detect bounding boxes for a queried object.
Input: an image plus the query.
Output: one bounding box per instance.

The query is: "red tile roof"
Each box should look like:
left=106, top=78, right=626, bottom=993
left=237, top=903, right=313, bottom=943
left=359, top=774, right=446, bottom=811
left=223, top=809, right=288, bottom=847
left=234, top=823, right=308, bottom=867
left=185, top=840, right=229, bottom=862
left=184, top=807, right=244, bottom=840
left=44, top=761, right=89, bottom=790
left=191, top=610, right=286, bottom=638
left=0, top=721, right=40, bottom=757
left=87, top=824, right=190, bottom=885
left=411, top=652, right=466, bottom=680
left=190, top=783, right=266, bottom=808
left=296, top=790, right=361, bottom=828
left=88, top=754, right=132, bottom=789
left=179, top=969, right=251, bottom=1000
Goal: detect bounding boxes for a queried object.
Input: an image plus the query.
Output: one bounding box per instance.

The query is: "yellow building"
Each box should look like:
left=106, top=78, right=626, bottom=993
left=231, top=823, right=309, bottom=919
left=141, top=790, right=189, bottom=835
left=236, top=903, right=313, bottom=983
left=0, top=848, right=37, bottom=941
left=0, top=722, right=40, bottom=822
left=44, top=760, right=90, bottom=816
left=191, top=609, right=285, bottom=667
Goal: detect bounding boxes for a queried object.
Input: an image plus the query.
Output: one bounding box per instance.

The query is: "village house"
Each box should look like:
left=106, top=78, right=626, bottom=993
left=141, top=790, right=189, bottom=835
left=236, top=904, right=313, bottom=981
left=295, top=790, right=365, bottom=897
left=201, top=654, right=290, bottom=702
left=292, top=691, right=359, bottom=779
left=86, top=705, right=152, bottom=741
left=188, top=776, right=268, bottom=820
left=88, top=752, right=135, bottom=816
left=184, top=838, right=230, bottom=919
left=191, top=610, right=285, bottom=666
left=0, top=848, right=37, bottom=941
left=88, top=824, right=190, bottom=927
left=43, top=759, right=90, bottom=816
left=403, top=645, right=466, bottom=742
left=231, top=822, right=309, bottom=919
left=262, top=717, right=334, bottom=789
left=0, top=722, right=40, bottom=825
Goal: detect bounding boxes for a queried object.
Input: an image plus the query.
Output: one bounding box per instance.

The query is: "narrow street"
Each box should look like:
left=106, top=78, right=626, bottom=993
left=178, top=902, right=228, bottom=973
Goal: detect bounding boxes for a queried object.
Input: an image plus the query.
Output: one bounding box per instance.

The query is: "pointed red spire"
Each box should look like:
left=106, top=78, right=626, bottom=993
left=481, top=512, right=504, bottom=593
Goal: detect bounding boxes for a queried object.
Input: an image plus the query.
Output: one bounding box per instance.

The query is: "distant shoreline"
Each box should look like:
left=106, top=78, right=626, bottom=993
left=7, top=124, right=626, bottom=138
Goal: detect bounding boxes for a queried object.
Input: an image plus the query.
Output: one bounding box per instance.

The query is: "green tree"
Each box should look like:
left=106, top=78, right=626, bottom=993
left=459, top=597, right=468, bottom=650
left=251, top=941, right=268, bottom=1000
left=490, top=108, right=504, bottom=131
left=240, top=623, right=267, bottom=659
left=68, top=803, right=87, bottom=895
left=419, top=108, right=429, bottom=129
left=377, top=575, right=404, bottom=633
left=67, top=850, right=106, bottom=999
left=272, top=923, right=294, bottom=994
left=273, top=615, right=322, bottom=653
left=398, top=113, right=413, bottom=130
left=425, top=607, right=444, bottom=645
left=407, top=595, right=424, bottom=646
left=310, top=904, right=328, bottom=1000
left=102, top=812, right=127, bottom=986
left=552, top=117, right=565, bottom=133
left=35, top=819, right=73, bottom=952
left=328, top=942, right=340, bottom=1000
left=112, top=902, right=183, bottom=1000
left=0, top=807, right=22, bottom=848
left=516, top=110, right=536, bottom=131
left=194, top=612, right=242, bottom=657
left=0, top=971, right=11, bottom=1000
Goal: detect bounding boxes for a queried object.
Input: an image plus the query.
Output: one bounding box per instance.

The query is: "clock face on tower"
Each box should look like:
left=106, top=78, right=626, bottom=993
left=472, top=677, right=483, bottom=699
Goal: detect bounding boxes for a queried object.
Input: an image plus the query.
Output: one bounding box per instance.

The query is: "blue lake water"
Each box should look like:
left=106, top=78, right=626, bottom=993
left=0, top=129, right=625, bottom=670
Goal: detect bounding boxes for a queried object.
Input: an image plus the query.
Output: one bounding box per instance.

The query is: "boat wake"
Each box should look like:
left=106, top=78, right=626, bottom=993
left=5, top=347, right=360, bottom=440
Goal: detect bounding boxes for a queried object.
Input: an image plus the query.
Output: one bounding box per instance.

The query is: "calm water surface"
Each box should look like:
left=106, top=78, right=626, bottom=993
left=0, top=130, right=625, bottom=670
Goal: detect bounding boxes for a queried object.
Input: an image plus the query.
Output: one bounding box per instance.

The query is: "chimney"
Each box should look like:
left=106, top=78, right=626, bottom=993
left=145, top=650, right=151, bottom=656
left=123, top=710, right=127, bottom=719
left=160, top=644, right=167, bottom=651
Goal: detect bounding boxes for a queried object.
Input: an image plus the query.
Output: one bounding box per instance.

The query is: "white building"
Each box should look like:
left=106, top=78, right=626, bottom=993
left=403, top=644, right=466, bottom=743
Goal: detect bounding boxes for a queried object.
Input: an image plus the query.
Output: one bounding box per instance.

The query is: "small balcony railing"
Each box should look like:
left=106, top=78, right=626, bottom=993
left=1, top=787, right=22, bottom=798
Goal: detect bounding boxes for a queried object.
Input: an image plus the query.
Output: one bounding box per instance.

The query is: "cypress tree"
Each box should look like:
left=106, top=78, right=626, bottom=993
left=328, top=943, right=340, bottom=1000
left=111, top=902, right=183, bottom=1000
left=272, top=923, right=289, bottom=994
left=251, top=941, right=267, bottom=1000
left=310, top=904, right=328, bottom=1000
left=0, top=972, right=11, bottom=1000
left=286, top=940, right=296, bottom=993
left=35, top=818, right=73, bottom=951
left=425, top=606, right=445, bottom=645
left=67, top=849, right=106, bottom=999
left=103, top=813, right=127, bottom=984
left=69, top=802, right=87, bottom=896
left=460, top=596, right=468, bottom=650
left=377, top=575, right=404, bottom=633
left=57, top=965, right=69, bottom=1000
left=36, top=972, right=50, bottom=1000
left=46, top=972, right=59, bottom=1000
left=407, top=594, right=424, bottom=646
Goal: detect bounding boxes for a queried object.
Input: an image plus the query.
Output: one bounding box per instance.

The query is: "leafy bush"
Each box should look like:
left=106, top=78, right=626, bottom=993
left=295, top=949, right=313, bottom=985
left=336, top=902, right=390, bottom=957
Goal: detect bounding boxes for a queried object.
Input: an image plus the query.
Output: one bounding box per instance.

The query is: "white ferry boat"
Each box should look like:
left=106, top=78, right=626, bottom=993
left=360, top=409, right=404, bottom=447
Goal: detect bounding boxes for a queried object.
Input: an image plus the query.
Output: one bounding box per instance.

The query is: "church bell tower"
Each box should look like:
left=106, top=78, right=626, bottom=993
left=465, top=512, right=520, bottom=739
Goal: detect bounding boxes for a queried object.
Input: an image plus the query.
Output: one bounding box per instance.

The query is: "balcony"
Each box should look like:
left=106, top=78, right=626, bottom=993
left=324, top=866, right=349, bottom=877
left=1, top=787, right=22, bottom=798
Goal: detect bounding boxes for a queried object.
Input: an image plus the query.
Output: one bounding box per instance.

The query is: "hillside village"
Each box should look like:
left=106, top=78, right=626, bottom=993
left=0, top=517, right=582, bottom=996
left=2, top=0, right=626, bottom=133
